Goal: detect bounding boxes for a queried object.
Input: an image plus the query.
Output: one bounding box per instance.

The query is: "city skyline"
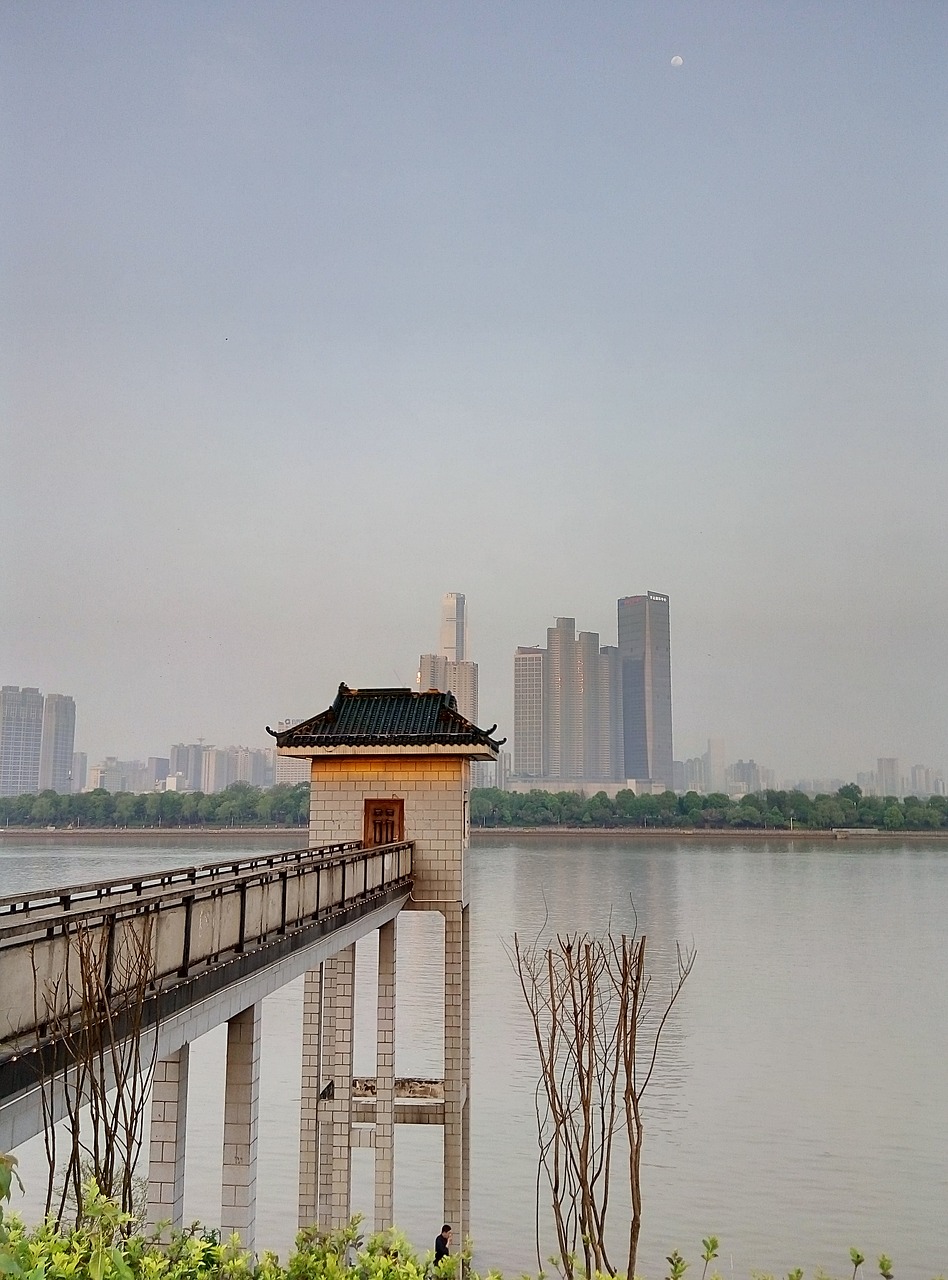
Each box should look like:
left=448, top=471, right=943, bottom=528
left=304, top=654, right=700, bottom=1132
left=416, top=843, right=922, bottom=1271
left=3, top=565, right=941, bottom=783
left=1, top=684, right=942, bottom=800
left=5, top=5, right=947, bottom=783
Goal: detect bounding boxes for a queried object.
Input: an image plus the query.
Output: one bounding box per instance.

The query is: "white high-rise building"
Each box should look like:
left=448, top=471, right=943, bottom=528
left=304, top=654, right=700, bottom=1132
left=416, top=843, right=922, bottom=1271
left=439, top=593, right=468, bottom=662
left=420, top=593, right=479, bottom=723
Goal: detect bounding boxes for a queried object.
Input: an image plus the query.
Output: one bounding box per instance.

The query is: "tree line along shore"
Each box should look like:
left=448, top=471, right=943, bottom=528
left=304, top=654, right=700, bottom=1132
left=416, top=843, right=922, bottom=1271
left=1, top=781, right=947, bottom=833
left=470, top=784, right=948, bottom=831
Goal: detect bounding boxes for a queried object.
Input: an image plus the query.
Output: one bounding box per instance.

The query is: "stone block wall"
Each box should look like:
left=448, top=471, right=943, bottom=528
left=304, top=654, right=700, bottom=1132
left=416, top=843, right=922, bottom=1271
left=308, top=754, right=470, bottom=908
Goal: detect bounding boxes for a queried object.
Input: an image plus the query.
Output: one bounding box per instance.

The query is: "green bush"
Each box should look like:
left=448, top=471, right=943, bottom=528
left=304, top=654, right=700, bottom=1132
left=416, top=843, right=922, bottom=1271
left=2, top=1164, right=944, bottom=1280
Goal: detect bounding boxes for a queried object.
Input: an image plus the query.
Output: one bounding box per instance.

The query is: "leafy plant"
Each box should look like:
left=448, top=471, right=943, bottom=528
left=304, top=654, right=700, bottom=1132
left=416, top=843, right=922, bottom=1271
left=666, top=1251, right=689, bottom=1280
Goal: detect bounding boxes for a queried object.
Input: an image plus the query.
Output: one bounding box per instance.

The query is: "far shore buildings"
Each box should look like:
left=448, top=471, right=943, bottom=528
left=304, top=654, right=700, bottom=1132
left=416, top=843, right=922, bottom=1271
left=512, top=592, right=671, bottom=793
left=88, top=745, right=277, bottom=795
left=0, top=686, right=76, bottom=797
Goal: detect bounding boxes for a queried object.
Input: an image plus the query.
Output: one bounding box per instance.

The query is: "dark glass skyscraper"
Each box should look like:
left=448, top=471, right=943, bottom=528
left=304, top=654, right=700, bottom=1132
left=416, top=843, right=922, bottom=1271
left=617, top=592, right=673, bottom=788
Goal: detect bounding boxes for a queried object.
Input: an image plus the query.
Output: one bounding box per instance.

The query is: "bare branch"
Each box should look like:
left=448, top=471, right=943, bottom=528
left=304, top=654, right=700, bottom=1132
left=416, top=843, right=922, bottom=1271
left=510, top=913, right=694, bottom=1280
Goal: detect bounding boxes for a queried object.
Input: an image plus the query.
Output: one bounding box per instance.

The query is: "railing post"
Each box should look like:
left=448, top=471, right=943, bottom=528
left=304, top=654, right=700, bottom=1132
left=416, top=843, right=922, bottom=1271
left=237, top=882, right=247, bottom=953
left=103, top=913, right=117, bottom=998
left=179, top=897, right=193, bottom=977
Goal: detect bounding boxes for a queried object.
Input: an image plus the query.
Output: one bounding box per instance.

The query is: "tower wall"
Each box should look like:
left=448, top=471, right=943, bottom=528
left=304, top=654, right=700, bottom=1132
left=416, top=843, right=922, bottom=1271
left=308, top=755, right=470, bottom=908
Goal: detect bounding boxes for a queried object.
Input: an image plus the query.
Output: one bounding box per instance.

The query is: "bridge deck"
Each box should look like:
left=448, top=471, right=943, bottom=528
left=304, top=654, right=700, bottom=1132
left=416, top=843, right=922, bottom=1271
left=0, top=839, right=413, bottom=1139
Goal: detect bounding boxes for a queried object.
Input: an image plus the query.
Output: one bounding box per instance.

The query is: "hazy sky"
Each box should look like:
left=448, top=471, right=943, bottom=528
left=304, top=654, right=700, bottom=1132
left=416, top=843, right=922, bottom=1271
left=4, top=2, right=946, bottom=781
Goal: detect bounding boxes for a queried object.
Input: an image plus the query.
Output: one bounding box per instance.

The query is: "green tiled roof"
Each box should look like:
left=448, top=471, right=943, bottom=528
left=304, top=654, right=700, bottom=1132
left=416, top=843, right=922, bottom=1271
left=268, top=684, right=504, bottom=752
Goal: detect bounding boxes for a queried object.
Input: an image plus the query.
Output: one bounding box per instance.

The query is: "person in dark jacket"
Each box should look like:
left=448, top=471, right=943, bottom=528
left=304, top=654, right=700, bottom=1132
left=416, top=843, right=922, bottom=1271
left=434, top=1225, right=452, bottom=1262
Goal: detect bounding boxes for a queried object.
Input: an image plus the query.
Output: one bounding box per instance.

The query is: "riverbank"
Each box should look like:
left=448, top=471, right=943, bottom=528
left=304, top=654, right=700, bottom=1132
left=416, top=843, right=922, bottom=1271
left=471, top=825, right=948, bottom=840
left=4, top=824, right=947, bottom=842
left=0, top=826, right=306, bottom=842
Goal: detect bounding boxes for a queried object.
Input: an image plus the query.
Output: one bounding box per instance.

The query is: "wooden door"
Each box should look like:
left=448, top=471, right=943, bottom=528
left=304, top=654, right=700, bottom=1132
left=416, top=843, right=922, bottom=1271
left=363, top=798, right=404, bottom=847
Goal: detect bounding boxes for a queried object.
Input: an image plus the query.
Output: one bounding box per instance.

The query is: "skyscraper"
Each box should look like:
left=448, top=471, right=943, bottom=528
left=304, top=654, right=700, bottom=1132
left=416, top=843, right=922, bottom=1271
left=513, top=647, right=545, bottom=777
left=617, top=592, right=673, bottom=789
left=439, top=593, right=467, bottom=662
left=38, top=693, right=77, bottom=793
left=1, top=686, right=76, bottom=797
left=418, top=654, right=478, bottom=723
left=0, top=686, right=45, bottom=796
left=513, top=621, right=623, bottom=783
left=419, top=593, right=478, bottom=723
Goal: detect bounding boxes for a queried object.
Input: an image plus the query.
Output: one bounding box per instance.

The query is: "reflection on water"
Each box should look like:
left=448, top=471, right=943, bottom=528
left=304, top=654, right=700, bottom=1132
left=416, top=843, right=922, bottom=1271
left=4, top=836, right=947, bottom=1278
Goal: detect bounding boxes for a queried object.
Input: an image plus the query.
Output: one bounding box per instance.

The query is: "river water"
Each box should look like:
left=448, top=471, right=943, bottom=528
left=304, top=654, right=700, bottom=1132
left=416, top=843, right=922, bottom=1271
left=2, top=833, right=946, bottom=1279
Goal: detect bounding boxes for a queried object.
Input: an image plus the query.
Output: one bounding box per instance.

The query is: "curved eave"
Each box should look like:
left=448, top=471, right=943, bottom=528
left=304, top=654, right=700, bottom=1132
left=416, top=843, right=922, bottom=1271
left=277, top=741, right=499, bottom=760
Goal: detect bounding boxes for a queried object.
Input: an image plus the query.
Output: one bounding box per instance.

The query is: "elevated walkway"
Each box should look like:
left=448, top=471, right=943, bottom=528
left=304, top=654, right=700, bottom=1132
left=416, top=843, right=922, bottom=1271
left=0, top=839, right=413, bottom=1149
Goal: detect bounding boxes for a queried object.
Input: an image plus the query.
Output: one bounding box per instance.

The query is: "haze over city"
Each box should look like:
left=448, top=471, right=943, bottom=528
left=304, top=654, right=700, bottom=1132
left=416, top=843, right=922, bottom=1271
left=4, top=2, right=946, bottom=780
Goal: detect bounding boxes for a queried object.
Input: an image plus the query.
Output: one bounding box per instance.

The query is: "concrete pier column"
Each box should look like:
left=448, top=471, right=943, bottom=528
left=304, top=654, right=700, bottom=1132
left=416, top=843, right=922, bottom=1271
left=316, top=959, right=338, bottom=1223
left=299, top=965, right=324, bottom=1228
left=318, top=945, right=355, bottom=1229
left=146, top=1044, right=189, bottom=1230
left=443, top=908, right=464, bottom=1230
left=374, top=919, right=397, bottom=1229
left=221, top=1003, right=261, bottom=1248
left=461, top=904, right=471, bottom=1240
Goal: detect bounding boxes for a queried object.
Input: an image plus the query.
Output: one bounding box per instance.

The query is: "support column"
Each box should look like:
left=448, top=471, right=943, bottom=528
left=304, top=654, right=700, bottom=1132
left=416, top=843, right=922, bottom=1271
left=374, top=919, right=396, bottom=1229
left=221, top=1003, right=261, bottom=1248
left=146, top=1044, right=189, bottom=1231
left=299, top=965, right=324, bottom=1228
left=443, top=908, right=463, bottom=1231
left=461, top=904, right=471, bottom=1240
left=318, top=945, right=355, bottom=1229
left=317, top=959, right=338, bottom=1223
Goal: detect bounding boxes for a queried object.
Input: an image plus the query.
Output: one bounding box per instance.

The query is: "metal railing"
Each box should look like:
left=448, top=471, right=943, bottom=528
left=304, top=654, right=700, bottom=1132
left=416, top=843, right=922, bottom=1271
left=0, top=840, right=413, bottom=1048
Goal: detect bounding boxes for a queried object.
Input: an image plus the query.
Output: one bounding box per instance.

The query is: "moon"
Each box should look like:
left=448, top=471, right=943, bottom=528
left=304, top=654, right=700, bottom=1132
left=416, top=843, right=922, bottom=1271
left=671, top=55, right=683, bottom=67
